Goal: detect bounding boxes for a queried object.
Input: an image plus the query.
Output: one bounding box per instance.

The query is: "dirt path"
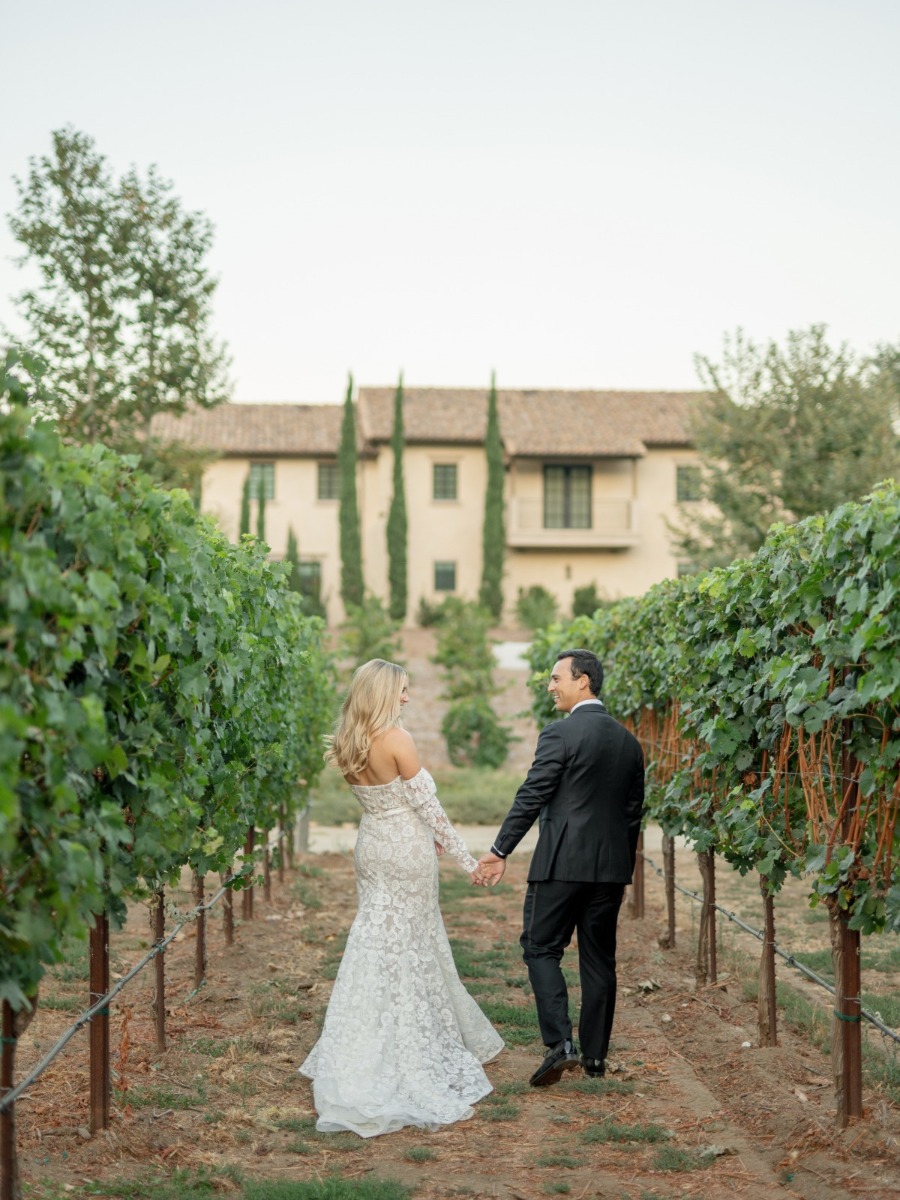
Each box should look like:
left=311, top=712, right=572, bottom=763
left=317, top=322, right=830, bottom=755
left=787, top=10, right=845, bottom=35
left=16, top=848, right=900, bottom=1200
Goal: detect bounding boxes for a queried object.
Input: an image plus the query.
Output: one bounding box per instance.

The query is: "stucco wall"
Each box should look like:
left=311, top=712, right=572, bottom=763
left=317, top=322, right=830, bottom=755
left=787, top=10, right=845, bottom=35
left=201, top=456, right=341, bottom=617
left=200, top=444, right=700, bottom=626
left=361, top=444, right=488, bottom=620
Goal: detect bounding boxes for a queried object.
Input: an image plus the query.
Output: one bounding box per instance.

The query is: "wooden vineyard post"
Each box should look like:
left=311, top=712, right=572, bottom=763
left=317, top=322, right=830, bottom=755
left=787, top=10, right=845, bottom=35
left=89, top=912, right=110, bottom=1133
left=242, top=826, right=255, bottom=921
left=758, top=882, right=778, bottom=1046
left=832, top=726, right=863, bottom=1125
left=696, top=848, right=717, bottom=987
left=222, top=874, right=234, bottom=946
left=662, top=834, right=676, bottom=949
left=831, top=906, right=863, bottom=1125
left=153, top=890, right=166, bottom=1051
left=293, top=780, right=309, bottom=859
left=1, top=1000, right=19, bottom=1200
left=263, top=832, right=272, bottom=904
left=285, top=813, right=295, bottom=870
left=193, top=872, right=206, bottom=989
left=295, top=806, right=309, bottom=855
left=629, top=831, right=645, bottom=919
left=277, top=807, right=286, bottom=883
left=708, top=849, right=718, bottom=984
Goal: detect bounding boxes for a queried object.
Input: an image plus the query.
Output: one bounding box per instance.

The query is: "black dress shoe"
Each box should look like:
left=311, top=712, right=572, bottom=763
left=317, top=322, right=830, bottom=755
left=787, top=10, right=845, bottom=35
left=581, top=1055, right=606, bottom=1078
left=529, top=1040, right=580, bottom=1088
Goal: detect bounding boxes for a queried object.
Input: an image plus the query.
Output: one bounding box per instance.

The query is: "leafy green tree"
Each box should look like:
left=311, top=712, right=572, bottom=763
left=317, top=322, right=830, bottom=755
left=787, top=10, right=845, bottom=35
left=871, top=340, right=900, bottom=395
left=673, top=326, right=900, bottom=569
left=479, top=371, right=505, bottom=620
left=6, top=127, right=230, bottom=449
left=117, top=160, right=230, bottom=438
left=7, top=129, right=121, bottom=439
left=386, top=372, right=408, bottom=622
left=338, top=374, right=364, bottom=608
left=126, top=435, right=216, bottom=502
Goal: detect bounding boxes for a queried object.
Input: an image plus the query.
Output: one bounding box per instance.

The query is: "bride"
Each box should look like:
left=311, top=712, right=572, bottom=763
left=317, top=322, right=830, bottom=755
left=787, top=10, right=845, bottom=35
left=299, top=658, right=503, bottom=1137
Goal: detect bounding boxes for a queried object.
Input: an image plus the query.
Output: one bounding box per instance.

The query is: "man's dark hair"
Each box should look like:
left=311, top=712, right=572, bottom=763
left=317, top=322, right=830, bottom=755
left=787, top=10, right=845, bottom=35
left=557, top=648, right=604, bottom=696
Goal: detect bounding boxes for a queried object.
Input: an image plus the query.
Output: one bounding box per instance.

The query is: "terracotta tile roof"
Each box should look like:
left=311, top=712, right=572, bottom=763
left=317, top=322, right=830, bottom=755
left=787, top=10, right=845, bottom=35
left=358, top=388, right=489, bottom=445
left=358, top=387, right=700, bottom=457
left=150, top=389, right=700, bottom=459
left=504, top=390, right=699, bottom=456
left=150, top=404, right=350, bottom=456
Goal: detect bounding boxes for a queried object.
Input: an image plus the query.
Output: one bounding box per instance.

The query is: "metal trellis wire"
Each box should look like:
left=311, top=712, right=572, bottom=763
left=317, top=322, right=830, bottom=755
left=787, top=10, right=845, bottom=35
left=0, top=808, right=309, bottom=1116
left=640, top=848, right=900, bottom=1047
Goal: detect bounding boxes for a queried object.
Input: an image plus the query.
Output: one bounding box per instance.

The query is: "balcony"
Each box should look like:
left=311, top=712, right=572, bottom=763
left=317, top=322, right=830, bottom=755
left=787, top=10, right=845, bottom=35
left=507, top=497, right=640, bottom=549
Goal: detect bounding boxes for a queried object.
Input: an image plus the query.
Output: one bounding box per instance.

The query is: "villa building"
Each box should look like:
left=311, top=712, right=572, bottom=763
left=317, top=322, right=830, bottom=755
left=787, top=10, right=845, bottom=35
left=152, top=386, right=704, bottom=625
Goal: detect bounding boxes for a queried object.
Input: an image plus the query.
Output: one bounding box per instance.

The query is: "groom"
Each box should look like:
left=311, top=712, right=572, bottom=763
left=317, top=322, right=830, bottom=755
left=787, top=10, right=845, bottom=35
left=476, top=648, right=644, bottom=1086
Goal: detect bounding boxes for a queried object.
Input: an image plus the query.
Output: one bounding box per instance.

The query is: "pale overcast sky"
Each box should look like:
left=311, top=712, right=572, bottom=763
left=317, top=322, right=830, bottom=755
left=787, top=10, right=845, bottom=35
left=2, top=0, right=898, bottom=403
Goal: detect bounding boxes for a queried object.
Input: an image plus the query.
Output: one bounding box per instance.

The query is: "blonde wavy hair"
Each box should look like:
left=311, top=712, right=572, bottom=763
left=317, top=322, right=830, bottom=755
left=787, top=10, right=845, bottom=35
left=324, top=659, right=408, bottom=777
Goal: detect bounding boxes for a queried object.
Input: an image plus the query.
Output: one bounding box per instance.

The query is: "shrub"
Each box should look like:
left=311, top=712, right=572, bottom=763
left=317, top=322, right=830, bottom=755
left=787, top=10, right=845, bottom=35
left=429, top=597, right=511, bottom=767
left=340, top=593, right=403, bottom=670
left=417, top=594, right=467, bottom=627
left=516, top=585, right=559, bottom=632
left=432, top=600, right=495, bottom=673
left=442, top=698, right=511, bottom=768
left=571, top=582, right=610, bottom=618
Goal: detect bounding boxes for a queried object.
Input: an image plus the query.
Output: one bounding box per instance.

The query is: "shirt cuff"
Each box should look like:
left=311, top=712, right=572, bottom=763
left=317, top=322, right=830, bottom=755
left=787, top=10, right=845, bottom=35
left=489, top=844, right=507, bottom=858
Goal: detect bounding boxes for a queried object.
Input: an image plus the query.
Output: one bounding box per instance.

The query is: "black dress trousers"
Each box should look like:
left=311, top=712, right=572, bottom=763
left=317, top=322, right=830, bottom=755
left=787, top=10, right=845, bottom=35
left=520, top=879, right=626, bottom=1062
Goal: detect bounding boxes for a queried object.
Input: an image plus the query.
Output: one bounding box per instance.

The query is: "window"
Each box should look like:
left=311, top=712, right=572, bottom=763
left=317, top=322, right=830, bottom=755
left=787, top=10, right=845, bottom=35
left=543, top=465, right=592, bottom=529
left=434, top=561, right=456, bottom=592
left=318, top=461, right=340, bottom=500
left=248, top=462, right=275, bottom=501
left=433, top=463, right=458, bottom=501
left=676, top=465, right=702, bottom=503
left=297, top=560, right=322, bottom=601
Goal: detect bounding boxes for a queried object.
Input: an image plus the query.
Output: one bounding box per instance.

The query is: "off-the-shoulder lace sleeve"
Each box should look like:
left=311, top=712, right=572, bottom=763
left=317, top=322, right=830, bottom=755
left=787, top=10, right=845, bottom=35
left=402, top=768, right=478, bottom=874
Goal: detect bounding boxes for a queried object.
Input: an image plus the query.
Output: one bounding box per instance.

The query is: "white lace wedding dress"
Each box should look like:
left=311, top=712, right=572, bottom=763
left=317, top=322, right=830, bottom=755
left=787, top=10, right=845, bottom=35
left=299, top=767, right=504, bottom=1137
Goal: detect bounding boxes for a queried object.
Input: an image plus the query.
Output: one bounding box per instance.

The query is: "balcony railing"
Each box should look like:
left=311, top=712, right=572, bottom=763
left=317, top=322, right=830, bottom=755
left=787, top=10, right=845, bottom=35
left=507, top=497, right=639, bottom=549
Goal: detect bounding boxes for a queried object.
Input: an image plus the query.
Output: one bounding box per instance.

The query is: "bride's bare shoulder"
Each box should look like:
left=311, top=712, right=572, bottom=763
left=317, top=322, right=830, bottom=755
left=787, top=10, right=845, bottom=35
left=373, top=726, right=421, bottom=778
left=376, top=725, right=414, bottom=751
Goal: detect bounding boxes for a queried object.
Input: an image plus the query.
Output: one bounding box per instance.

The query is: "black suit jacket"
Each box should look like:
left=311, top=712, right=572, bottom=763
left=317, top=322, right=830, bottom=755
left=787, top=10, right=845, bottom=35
left=492, top=703, right=644, bottom=884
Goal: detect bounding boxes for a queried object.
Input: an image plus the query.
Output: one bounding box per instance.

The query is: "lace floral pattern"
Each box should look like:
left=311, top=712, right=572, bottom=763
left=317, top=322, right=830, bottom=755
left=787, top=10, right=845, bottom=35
left=299, top=768, right=504, bottom=1137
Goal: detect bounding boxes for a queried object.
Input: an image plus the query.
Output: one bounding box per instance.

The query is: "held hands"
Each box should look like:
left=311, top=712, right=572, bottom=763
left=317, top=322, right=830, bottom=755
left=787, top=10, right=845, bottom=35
left=470, top=852, right=506, bottom=888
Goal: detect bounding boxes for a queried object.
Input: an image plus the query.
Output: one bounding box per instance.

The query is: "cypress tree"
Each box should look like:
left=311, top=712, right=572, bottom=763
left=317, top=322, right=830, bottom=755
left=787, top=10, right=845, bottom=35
left=339, top=374, right=364, bottom=607
left=386, top=372, right=408, bottom=622
left=239, top=474, right=251, bottom=537
left=479, top=372, right=505, bottom=620
left=256, top=487, right=266, bottom=546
